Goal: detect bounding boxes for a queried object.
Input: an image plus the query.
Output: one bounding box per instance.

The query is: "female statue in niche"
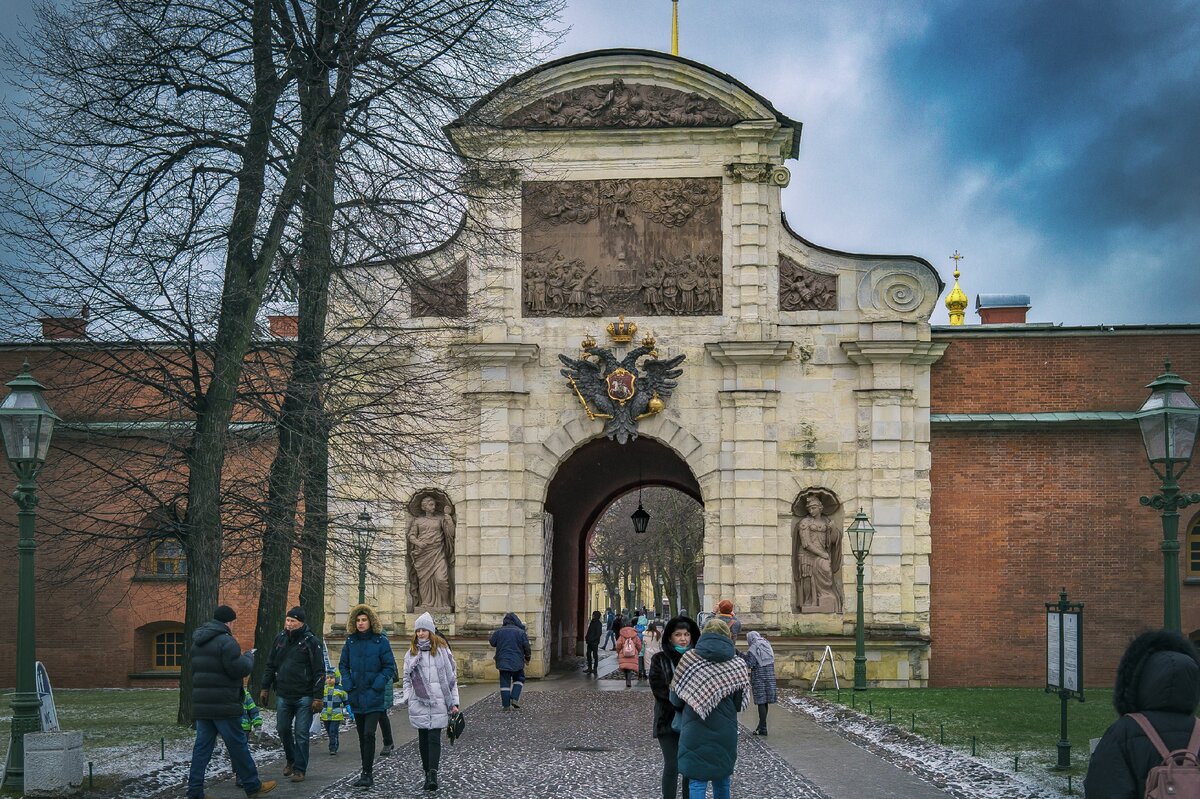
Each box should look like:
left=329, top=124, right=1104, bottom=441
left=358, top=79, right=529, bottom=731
left=794, top=493, right=844, bottom=613
left=406, top=491, right=455, bottom=611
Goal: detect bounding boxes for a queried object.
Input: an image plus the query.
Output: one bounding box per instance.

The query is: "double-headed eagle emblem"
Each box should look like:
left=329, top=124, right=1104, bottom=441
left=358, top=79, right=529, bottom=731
left=559, top=324, right=686, bottom=444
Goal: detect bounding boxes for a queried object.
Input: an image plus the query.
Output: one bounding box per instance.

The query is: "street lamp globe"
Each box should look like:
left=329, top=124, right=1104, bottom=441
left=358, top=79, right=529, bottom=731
left=1136, top=362, right=1200, bottom=479
left=631, top=502, right=650, bottom=535
left=352, top=508, right=379, bottom=554
left=0, top=361, right=59, bottom=470
left=846, top=508, right=876, bottom=559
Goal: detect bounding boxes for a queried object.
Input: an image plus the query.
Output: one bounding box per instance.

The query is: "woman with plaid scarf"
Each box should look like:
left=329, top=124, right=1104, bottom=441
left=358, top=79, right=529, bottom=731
left=669, top=618, right=751, bottom=799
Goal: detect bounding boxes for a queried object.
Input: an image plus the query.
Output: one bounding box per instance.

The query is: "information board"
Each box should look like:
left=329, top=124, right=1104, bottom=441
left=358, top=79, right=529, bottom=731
left=1046, top=606, right=1083, bottom=699
left=1046, top=612, right=1061, bottom=688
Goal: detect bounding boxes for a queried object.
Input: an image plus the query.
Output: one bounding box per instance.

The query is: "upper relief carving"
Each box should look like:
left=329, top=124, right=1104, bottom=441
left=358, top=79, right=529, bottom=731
left=779, top=255, right=837, bottom=312
left=522, top=178, right=723, bottom=318
left=411, top=259, right=467, bottom=318
left=503, top=79, right=741, bottom=129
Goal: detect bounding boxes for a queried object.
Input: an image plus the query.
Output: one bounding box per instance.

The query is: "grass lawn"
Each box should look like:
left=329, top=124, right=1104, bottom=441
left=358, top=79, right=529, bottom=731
left=822, top=687, right=1120, bottom=779
left=0, top=688, right=191, bottom=751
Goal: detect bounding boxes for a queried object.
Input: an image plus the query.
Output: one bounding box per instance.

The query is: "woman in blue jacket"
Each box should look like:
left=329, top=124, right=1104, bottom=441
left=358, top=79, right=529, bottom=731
left=669, top=618, right=750, bottom=799
left=338, top=603, right=397, bottom=789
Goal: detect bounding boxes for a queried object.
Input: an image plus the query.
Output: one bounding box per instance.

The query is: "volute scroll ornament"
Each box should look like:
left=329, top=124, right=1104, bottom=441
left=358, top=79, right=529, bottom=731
left=559, top=323, right=685, bottom=444
left=726, top=161, right=791, bottom=187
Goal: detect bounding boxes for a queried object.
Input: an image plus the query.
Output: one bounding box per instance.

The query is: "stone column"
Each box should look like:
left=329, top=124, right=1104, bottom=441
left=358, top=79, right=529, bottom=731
left=705, top=341, right=793, bottom=629
left=841, top=329, right=947, bottom=649
left=452, top=343, right=540, bottom=637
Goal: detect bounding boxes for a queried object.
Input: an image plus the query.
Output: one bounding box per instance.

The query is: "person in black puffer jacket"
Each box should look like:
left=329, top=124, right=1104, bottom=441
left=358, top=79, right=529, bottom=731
left=1085, top=629, right=1200, bottom=798
left=648, top=614, right=700, bottom=799
left=187, top=605, right=276, bottom=798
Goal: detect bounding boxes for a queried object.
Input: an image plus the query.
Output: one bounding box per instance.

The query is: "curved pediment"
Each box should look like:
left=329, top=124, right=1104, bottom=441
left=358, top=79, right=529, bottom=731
left=451, top=49, right=801, bottom=157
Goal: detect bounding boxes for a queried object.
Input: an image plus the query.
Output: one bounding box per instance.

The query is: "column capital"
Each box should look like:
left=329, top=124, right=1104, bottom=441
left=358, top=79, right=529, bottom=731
left=841, top=340, right=947, bottom=365
left=705, top=340, right=793, bottom=366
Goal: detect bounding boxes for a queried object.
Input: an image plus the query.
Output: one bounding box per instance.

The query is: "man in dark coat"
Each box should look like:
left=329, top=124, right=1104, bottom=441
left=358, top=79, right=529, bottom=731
left=584, top=610, right=604, bottom=675
left=489, top=612, right=531, bottom=709
left=187, top=605, right=276, bottom=798
left=260, top=606, right=325, bottom=783
left=1085, top=629, right=1200, bottom=798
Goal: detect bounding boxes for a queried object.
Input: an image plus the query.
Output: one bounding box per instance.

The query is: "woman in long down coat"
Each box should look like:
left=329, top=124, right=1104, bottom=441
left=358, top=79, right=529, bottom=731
left=649, top=615, right=701, bottom=799
left=616, top=624, right=642, bottom=688
left=741, top=631, right=777, bottom=736
left=338, top=604, right=397, bottom=789
left=669, top=618, right=750, bottom=799
left=402, top=612, right=460, bottom=792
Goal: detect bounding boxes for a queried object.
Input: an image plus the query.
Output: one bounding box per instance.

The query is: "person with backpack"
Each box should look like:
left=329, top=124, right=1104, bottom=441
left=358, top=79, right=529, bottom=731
left=616, top=622, right=642, bottom=688
left=1084, top=629, right=1200, bottom=798
left=585, top=610, right=604, bottom=675
left=259, top=606, right=326, bottom=784
left=649, top=615, right=700, bottom=799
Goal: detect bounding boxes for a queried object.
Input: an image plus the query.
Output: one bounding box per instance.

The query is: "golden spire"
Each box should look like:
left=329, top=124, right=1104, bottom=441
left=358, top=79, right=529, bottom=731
left=945, top=249, right=968, bottom=326
left=671, top=0, right=679, bottom=56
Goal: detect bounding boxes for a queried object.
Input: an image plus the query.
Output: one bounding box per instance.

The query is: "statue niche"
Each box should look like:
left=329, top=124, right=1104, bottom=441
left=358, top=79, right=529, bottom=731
left=792, top=488, right=844, bottom=613
left=405, top=489, right=456, bottom=612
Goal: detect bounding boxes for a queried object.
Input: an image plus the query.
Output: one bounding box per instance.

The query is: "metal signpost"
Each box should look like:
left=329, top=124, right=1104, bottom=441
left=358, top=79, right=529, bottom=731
left=1046, top=588, right=1084, bottom=770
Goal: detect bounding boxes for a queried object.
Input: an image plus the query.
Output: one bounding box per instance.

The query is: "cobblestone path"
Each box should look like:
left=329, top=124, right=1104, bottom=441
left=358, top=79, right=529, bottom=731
left=314, top=689, right=830, bottom=799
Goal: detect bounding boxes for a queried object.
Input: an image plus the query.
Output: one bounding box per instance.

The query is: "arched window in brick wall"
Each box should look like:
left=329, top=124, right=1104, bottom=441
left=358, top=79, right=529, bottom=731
left=147, top=538, right=187, bottom=577
left=153, top=629, right=185, bottom=670
left=133, top=621, right=186, bottom=676
left=1189, top=514, right=1200, bottom=579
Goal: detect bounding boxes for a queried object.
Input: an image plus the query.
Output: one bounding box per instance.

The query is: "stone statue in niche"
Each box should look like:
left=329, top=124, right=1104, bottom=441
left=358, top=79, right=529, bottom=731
left=406, top=490, right=455, bottom=611
left=780, top=255, right=837, bottom=312
left=793, top=489, right=844, bottom=613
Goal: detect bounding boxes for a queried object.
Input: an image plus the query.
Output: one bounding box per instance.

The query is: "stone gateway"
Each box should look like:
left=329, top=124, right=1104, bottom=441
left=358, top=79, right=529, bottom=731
left=327, top=50, right=945, bottom=687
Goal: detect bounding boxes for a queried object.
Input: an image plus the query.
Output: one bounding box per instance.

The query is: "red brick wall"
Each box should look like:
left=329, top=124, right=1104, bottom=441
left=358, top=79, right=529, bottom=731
left=930, top=330, right=1200, bottom=687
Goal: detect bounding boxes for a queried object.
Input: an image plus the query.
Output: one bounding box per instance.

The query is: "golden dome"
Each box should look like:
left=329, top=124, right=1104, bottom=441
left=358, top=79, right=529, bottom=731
left=945, top=250, right=968, bottom=326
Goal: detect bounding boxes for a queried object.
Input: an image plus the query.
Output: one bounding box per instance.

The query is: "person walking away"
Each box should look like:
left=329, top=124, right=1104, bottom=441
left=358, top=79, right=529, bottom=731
left=188, top=605, right=276, bottom=798
left=602, top=607, right=616, bottom=650
left=403, top=612, right=461, bottom=791
left=617, top=623, right=642, bottom=688
left=642, top=622, right=663, bottom=675
left=319, top=670, right=352, bottom=755
left=636, top=613, right=650, bottom=679
left=1084, top=629, right=1200, bottom=798
left=489, top=611, right=532, bottom=708
left=260, top=606, right=325, bottom=783
left=741, top=631, right=777, bottom=735
left=650, top=615, right=700, bottom=799
left=339, top=603, right=397, bottom=789
left=585, top=610, right=603, bottom=675
left=609, top=612, right=625, bottom=650
left=714, top=600, right=741, bottom=643
left=670, top=618, right=750, bottom=799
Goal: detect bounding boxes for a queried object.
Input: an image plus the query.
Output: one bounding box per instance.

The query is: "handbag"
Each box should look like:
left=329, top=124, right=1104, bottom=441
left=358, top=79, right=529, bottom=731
left=446, top=710, right=466, bottom=745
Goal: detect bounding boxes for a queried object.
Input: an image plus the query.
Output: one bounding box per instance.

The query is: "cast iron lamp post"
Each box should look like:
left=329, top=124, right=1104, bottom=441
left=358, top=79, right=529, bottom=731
left=0, top=362, right=58, bottom=792
left=846, top=508, right=876, bottom=691
left=351, top=508, right=379, bottom=605
left=1135, top=362, right=1200, bottom=632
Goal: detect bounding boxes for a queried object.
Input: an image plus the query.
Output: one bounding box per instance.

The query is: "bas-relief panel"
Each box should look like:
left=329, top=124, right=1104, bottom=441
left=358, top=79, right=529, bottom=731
left=779, top=255, right=836, bottom=312
left=521, top=178, right=722, bottom=318
left=503, top=79, right=740, bottom=129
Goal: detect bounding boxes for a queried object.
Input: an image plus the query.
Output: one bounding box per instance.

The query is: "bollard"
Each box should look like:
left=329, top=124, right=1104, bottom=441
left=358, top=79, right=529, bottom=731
left=88, top=761, right=94, bottom=790
left=971, top=735, right=976, bottom=756
left=887, top=706, right=893, bottom=723
left=868, top=700, right=872, bottom=714
left=1067, top=775, right=1074, bottom=794
left=161, top=736, right=166, bottom=760
left=1014, top=754, right=1019, bottom=771
left=911, top=711, right=916, bottom=732
left=940, top=722, right=944, bottom=744
left=850, top=691, right=856, bottom=709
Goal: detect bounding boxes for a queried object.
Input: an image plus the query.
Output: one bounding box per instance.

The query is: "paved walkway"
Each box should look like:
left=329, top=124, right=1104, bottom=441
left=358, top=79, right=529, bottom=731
left=172, top=649, right=952, bottom=799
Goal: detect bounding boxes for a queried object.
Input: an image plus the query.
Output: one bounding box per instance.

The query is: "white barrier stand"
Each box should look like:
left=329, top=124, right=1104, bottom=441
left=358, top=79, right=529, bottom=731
left=810, top=645, right=841, bottom=692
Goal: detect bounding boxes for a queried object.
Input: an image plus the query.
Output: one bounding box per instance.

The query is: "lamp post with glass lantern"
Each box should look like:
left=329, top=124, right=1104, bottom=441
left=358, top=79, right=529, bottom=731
left=0, top=361, right=59, bottom=791
left=1135, top=362, right=1200, bottom=632
left=352, top=509, right=379, bottom=605
left=846, top=508, right=876, bottom=691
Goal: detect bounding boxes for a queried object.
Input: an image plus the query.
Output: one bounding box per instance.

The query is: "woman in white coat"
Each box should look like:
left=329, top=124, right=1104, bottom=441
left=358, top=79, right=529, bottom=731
left=402, top=612, right=460, bottom=791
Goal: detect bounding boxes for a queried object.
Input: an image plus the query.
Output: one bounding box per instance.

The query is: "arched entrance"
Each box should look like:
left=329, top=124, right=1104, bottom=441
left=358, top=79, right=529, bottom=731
left=544, top=436, right=702, bottom=662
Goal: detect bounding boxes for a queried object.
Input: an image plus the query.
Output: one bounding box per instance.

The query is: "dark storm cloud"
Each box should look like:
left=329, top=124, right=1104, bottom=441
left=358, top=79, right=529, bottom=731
left=888, top=0, right=1200, bottom=243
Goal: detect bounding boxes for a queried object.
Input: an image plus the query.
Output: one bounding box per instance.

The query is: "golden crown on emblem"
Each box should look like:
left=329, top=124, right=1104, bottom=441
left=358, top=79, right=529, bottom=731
left=607, top=315, right=637, bottom=344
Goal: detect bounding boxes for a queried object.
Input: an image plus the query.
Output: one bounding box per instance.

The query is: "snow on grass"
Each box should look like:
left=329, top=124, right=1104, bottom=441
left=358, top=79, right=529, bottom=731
left=783, top=692, right=1079, bottom=799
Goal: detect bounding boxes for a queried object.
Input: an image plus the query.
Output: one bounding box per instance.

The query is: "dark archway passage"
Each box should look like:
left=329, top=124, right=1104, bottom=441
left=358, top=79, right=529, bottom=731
left=543, top=436, right=701, bottom=660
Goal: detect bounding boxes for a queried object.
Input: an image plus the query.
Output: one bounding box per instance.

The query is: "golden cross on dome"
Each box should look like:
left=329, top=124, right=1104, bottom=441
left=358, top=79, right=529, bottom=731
left=950, top=249, right=964, bottom=272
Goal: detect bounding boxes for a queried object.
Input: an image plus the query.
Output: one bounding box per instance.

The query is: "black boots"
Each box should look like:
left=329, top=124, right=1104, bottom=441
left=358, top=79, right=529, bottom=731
left=423, top=769, right=439, bottom=790
left=353, top=769, right=373, bottom=788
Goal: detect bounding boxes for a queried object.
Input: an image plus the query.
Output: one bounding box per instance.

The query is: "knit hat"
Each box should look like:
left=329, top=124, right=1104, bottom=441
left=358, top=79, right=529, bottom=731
left=414, top=612, right=437, bottom=633
left=717, top=599, right=734, bottom=614
left=286, top=606, right=306, bottom=623
left=702, top=618, right=732, bottom=638
left=214, top=605, right=237, bottom=624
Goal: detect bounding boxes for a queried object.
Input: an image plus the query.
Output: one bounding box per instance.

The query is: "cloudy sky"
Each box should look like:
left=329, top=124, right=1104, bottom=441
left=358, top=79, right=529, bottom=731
left=6, top=0, right=1198, bottom=326
left=553, top=0, right=1200, bottom=326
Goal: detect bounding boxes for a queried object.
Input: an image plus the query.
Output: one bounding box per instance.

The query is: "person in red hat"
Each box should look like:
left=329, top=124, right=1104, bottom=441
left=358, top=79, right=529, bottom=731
left=714, top=600, right=741, bottom=643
